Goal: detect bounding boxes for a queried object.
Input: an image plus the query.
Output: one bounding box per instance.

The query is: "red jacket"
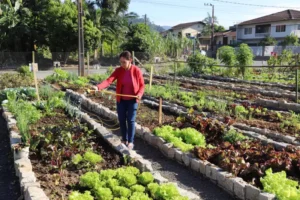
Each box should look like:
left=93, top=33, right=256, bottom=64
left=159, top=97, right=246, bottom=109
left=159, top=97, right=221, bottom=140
left=97, top=65, right=145, bottom=102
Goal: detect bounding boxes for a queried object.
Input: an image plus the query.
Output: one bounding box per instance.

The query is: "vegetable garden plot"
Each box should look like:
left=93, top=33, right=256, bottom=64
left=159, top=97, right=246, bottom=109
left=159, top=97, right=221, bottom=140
left=44, top=69, right=300, bottom=199
left=146, top=74, right=298, bottom=102
left=141, top=83, right=300, bottom=140
left=145, top=76, right=297, bottom=103
left=68, top=88, right=300, bottom=200
left=1, top=86, right=193, bottom=200
left=191, top=74, right=295, bottom=91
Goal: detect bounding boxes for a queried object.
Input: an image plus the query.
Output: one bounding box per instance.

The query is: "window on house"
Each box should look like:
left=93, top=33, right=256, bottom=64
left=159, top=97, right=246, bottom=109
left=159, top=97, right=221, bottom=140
left=276, top=25, right=286, bottom=32
left=298, top=24, right=300, bottom=30
left=255, top=24, right=270, bottom=33
left=186, top=33, right=191, bottom=37
left=244, top=28, right=252, bottom=35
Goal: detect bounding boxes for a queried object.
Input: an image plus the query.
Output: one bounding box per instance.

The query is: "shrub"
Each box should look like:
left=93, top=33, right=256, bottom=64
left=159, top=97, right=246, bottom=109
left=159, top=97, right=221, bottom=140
left=218, top=46, right=236, bottom=66
left=236, top=43, right=254, bottom=78
left=187, top=53, right=207, bottom=73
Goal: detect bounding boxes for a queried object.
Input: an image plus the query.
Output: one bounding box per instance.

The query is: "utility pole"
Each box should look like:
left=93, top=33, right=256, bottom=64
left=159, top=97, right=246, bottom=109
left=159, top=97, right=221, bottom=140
left=205, top=3, right=214, bottom=53
left=77, top=0, right=85, bottom=76
left=144, top=14, right=147, bottom=25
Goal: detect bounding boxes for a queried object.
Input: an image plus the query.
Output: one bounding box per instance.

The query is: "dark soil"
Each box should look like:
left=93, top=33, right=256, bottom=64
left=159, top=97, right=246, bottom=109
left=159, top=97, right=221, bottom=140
left=84, top=93, right=177, bottom=131
left=29, top=110, right=122, bottom=200
left=0, top=111, right=21, bottom=200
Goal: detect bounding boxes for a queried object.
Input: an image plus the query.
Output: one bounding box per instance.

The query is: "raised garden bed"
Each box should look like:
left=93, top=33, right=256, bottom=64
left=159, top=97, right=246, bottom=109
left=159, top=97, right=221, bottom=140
left=1, top=86, right=197, bottom=200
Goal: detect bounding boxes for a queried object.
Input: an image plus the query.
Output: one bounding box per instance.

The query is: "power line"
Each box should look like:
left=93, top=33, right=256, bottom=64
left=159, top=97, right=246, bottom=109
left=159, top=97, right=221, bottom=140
left=131, top=0, right=256, bottom=17
left=212, top=0, right=300, bottom=9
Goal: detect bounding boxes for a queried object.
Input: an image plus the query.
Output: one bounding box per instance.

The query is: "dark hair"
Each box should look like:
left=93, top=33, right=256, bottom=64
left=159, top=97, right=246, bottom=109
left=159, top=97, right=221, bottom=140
left=119, top=51, right=132, bottom=60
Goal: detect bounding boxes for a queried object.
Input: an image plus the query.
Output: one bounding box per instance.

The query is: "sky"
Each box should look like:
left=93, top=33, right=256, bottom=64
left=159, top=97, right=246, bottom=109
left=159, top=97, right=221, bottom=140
left=128, top=0, right=300, bottom=29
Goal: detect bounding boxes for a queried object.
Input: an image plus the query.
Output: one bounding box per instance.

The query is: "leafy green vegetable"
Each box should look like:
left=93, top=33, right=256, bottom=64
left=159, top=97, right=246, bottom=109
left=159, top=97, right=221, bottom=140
left=129, top=192, right=151, bottom=200
left=124, top=166, right=140, bottom=176
left=130, top=185, right=146, bottom=193
left=153, top=126, right=206, bottom=152
left=83, top=151, right=103, bottom=165
left=113, top=186, right=131, bottom=198
left=137, top=172, right=154, bottom=186
left=79, top=172, right=101, bottom=189
left=68, top=191, right=94, bottom=200
left=100, top=169, right=117, bottom=180
left=106, top=179, right=119, bottom=189
left=72, top=154, right=83, bottom=165
left=223, top=128, right=248, bottom=144
left=119, top=173, right=137, bottom=187
left=261, top=168, right=300, bottom=200
left=94, top=187, right=113, bottom=200
left=147, top=183, right=159, bottom=198
left=155, top=183, right=181, bottom=200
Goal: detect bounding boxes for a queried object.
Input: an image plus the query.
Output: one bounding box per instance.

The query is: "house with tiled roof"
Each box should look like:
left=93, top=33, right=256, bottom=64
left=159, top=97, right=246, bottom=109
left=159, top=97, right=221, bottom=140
left=165, top=21, right=205, bottom=38
left=237, top=9, right=300, bottom=45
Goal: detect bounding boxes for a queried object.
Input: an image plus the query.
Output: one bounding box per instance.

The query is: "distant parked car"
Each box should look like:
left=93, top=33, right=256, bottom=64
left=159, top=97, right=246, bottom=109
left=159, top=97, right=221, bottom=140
left=200, top=50, right=206, bottom=56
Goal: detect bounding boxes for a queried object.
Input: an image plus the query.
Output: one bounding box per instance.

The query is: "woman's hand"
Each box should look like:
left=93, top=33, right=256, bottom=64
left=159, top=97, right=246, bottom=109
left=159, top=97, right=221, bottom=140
left=92, top=86, right=98, bottom=91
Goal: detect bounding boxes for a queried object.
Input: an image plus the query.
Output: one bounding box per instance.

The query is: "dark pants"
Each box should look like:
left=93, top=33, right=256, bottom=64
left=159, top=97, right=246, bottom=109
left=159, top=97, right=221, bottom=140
left=116, top=99, right=138, bottom=143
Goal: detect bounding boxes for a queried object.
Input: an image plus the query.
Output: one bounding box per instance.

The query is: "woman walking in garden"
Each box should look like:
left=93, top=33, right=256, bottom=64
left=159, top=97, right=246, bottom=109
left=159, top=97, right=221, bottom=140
left=92, top=51, right=145, bottom=150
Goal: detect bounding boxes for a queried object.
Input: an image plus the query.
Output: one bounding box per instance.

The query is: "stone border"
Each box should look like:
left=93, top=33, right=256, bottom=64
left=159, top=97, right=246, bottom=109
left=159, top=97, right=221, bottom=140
left=1, top=103, right=48, bottom=200
left=146, top=73, right=297, bottom=101
left=255, top=98, right=300, bottom=113
left=66, top=89, right=277, bottom=200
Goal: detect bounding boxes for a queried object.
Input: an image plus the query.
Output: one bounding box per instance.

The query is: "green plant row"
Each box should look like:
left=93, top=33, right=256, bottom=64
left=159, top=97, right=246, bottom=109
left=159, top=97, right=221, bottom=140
left=70, top=166, right=188, bottom=200
left=153, top=125, right=206, bottom=152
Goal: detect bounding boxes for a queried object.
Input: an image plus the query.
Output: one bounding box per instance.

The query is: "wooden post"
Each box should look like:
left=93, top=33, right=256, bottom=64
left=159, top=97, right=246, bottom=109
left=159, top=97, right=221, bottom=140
left=87, top=51, right=90, bottom=76
left=173, top=61, right=176, bottom=83
left=159, top=97, right=162, bottom=125
left=32, top=51, right=35, bottom=63
left=132, top=51, right=135, bottom=65
left=32, top=63, right=40, bottom=101
left=149, top=65, right=153, bottom=90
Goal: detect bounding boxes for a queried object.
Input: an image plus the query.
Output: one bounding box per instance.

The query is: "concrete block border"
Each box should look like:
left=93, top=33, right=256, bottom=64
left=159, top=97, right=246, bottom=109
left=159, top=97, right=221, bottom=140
left=66, top=89, right=277, bottom=200
left=1, top=103, right=48, bottom=200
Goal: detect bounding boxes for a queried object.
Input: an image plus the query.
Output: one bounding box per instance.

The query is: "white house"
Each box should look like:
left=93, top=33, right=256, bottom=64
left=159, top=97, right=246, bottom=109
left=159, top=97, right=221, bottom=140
left=166, top=21, right=205, bottom=38
left=237, top=9, right=300, bottom=45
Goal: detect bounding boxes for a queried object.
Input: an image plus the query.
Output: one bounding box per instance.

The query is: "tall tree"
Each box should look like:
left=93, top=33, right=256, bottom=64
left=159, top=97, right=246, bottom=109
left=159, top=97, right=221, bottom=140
left=202, top=13, right=225, bottom=36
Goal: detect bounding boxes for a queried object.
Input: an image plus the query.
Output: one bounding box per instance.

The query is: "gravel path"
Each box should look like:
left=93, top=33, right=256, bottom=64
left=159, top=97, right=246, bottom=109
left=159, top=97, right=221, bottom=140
left=0, top=111, right=21, bottom=200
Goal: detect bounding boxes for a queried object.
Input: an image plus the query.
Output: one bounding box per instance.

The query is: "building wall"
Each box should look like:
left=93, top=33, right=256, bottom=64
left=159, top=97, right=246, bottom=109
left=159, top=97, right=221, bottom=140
left=237, top=20, right=300, bottom=41
left=171, top=23, right=204, bottom=38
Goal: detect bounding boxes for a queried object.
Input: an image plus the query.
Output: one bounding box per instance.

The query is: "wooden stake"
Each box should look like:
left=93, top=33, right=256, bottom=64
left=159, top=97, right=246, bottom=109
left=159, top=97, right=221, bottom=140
left=32, top=51, right=35, bottom=63
left=132, top=51, right=135, bottom=65
left=32, top=63, right=40, bottom=101
left=159, top=97, right=162, bottom=125
left=149, top=65, right=153, bottom=90
left=87, top=51, right=90, bottom=76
